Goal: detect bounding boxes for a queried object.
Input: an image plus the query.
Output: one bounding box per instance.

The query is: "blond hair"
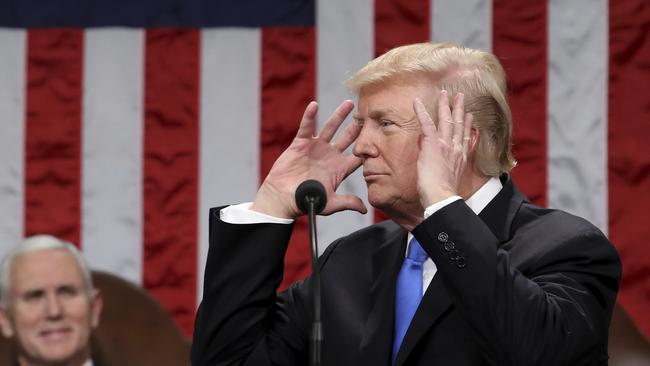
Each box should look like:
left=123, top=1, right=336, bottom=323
left=347, top=42, right=516, bottom=176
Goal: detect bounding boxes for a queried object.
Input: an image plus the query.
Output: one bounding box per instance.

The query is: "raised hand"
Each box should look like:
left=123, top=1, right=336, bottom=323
left=250, top=100, right=367, bottom=219
left=413, top=91, right=474, bottom=208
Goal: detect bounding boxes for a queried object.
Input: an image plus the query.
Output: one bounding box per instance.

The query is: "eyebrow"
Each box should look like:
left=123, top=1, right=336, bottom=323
left=353, top=108, right=404, bottom=121
left=20, top=284, right=82, bottom=296
left=22, top=289, right=45, bottom=300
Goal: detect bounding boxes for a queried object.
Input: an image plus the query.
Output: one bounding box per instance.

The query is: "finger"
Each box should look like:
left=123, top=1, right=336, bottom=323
left=295, top=101, right=319, bottom=139
left=332, top=116, right=362, bottom=152
left=413, top=98, right=437, bottom=140
left=462, top=113, right=474, bottom=152
left=342, top=155, right=363, bottom=177
left=325, top=194, right=368, bottom=215
left=319, top=100, right=355, bottom=142
left=451, top=93, right=465, bottom=141
left=437, top=90, right=453, bottom=142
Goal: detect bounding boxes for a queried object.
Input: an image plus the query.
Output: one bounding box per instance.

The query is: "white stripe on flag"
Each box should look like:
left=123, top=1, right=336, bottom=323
left=547, top=0, right=608, bottom=233
left=82, top=29, right=145, bottom=283
left=198, top=28, right=261, bottom=301
left=0, top=29, right=26, bottom=255
left=431, top=0, right=493, bottom=51
left=317, top=0, right=375, bottom=253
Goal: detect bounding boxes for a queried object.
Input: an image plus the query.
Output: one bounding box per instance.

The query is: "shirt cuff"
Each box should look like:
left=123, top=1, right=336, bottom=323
left=220, top=202, right=294, bottom=224
left=423, top=196, right=462, bottom=219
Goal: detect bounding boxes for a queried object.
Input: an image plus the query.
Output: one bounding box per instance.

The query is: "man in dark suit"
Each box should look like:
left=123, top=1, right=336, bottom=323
left=192, top=43, right=621, bottom=365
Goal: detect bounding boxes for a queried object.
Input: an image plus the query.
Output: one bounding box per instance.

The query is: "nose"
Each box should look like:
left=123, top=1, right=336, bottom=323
left=352, top=122, right=379, bottom=159
left=45, top=293, right=63, bottom=319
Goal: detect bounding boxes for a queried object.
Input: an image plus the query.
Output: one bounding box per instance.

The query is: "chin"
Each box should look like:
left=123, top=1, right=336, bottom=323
left=367, top=192, right=390, bottom=212
left=39, top=344, right=84, bottom=363
left=366, top=188, right=381, bottom=208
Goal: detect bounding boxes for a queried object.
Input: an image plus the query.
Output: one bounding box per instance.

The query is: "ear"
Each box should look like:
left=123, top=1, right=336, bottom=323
left=0, top=306, right=15, bottom=338
left=90, top=289, right=103, bottom=329
left=469, top=127, right=479, bottom=153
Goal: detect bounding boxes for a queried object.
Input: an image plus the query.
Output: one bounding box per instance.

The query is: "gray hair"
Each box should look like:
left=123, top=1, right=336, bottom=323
left=0, top=235, right=94, bottom=308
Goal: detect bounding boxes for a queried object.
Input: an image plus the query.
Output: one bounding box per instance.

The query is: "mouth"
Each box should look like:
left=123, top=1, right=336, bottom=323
left=363, top=172, right=386, bottom=181
left=40, top=327, right=72, bottom=341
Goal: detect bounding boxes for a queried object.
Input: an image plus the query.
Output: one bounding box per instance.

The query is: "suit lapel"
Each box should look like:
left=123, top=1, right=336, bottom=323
left=393, top=274, right=453, bottom=366
left=478, top=174, right=526, bottom=244
left=357, top=229, right=406, bottom=366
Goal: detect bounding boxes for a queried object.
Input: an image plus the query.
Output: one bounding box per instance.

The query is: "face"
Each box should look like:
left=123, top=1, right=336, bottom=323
left=353, top=77, right=438, bottom=217
left=0, top=249, right=102, bottom=366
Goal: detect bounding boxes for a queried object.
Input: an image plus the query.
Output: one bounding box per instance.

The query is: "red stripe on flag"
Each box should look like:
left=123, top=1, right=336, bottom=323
left=374, top=0, right=430, bottom=56
left=608, top=0, right=650, bottom=340
left=24, top=29, right=83, bottom=246
left=143, top=29, right=200, bottom=336
left=261, top=27, right=316, bottom=291
left=373, top=0, right=430, bottom=223
left=492, top=0, right=548, bottom=206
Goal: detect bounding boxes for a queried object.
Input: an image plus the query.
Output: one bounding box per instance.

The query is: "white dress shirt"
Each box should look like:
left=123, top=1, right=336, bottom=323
left=221, top=177, right=503, bottom=294
left=414, top=177, right=502, bottom=294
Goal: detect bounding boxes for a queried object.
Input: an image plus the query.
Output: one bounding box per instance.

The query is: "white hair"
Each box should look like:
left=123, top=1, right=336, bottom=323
left=0, top=235, right=94, bottom=307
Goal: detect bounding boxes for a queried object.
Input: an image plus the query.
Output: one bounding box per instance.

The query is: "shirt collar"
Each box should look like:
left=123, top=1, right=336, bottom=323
left=407, top=177, right=503, bottom=245
left=465, top=177, right=503, bottom=214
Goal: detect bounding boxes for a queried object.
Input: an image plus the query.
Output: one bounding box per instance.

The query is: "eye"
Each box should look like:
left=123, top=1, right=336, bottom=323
left=57, top=285, right=80, bottom=298
left=380, top=119, right=396, bottom=128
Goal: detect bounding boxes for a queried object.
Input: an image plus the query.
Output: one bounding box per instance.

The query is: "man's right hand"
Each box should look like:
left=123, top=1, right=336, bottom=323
left=250, top=100, right=368, bottom=219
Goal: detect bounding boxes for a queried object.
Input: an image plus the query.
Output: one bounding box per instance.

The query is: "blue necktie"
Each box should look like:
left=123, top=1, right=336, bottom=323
left=392, top=237, right=428, bottom=364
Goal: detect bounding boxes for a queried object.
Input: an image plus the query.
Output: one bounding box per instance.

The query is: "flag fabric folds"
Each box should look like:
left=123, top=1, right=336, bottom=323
left=0, top=0, right=648, bottom=339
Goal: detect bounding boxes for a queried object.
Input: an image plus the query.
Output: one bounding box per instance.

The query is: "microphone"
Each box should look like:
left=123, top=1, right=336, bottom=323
left=295, top=179, right=327, bottom=366
left=295, top=179, right=327, bottom=215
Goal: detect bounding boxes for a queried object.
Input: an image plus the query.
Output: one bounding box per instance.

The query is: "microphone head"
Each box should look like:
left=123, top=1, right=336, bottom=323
left=295, top=179, right=327, bottom=215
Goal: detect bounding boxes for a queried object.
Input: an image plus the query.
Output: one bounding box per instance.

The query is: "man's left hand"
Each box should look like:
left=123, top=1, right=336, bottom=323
left=413, top=90, right=474, bottom=208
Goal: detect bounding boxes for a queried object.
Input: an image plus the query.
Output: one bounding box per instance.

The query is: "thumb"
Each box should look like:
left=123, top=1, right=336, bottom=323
left=323, top=194, right=368, bottom=216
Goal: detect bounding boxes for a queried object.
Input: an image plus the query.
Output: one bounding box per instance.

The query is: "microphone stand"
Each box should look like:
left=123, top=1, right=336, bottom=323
left=307, top=198, right=323, bottom=366
left=295, top=179, right=326, bottom=366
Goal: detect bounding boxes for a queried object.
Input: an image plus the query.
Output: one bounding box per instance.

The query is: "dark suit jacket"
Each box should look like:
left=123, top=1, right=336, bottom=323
left=192, top=177, right=621, bottom=365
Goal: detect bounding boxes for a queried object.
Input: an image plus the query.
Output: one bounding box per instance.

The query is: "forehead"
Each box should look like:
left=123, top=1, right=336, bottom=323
left=356, top=75, right=438, bottom=115
left=10, top=249, right=85, bottom=291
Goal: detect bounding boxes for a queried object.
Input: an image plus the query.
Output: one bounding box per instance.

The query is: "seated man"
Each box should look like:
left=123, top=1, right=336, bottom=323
left=192, top=43, right=621, bottom=365
left=0, top=235, right=103, bottom=366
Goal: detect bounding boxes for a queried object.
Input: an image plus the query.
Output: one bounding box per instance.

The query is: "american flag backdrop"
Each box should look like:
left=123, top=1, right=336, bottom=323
left=0, top=0, right=648, bottom=340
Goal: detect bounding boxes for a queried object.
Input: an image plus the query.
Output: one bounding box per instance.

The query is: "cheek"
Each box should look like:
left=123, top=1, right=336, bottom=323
left=388, top=138, right=420, bottom=173
left=13, top=307, right=42, bottom=331
left=66, top=301, right=93, bottom=325
left=10, top=308, right=43, bottom=349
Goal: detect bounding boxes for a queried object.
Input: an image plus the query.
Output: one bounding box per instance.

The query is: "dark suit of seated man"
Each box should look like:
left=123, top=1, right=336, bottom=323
left=192, top=43, right=621, bottom=366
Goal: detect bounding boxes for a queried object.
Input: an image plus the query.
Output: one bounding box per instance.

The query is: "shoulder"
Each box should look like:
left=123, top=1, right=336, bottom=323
left=509, top=202, right=621, bottom=277
left=514, top=201, right=607, bottom=242
left=318, top=220, right=403, bottom=267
